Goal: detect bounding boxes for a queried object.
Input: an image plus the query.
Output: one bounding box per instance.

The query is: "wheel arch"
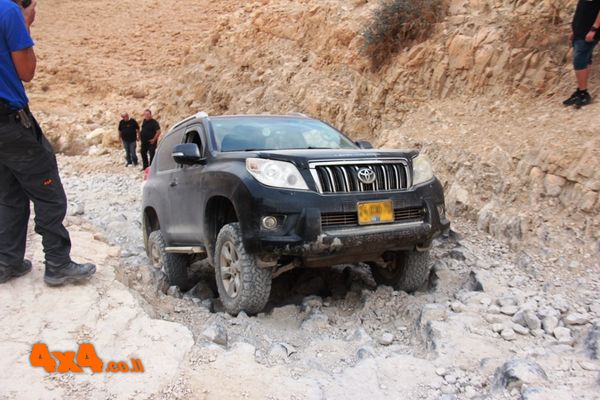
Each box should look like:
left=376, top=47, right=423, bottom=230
left=204, top=196, right=239, bottom=263
left=143, top=206, right=160, bottom=256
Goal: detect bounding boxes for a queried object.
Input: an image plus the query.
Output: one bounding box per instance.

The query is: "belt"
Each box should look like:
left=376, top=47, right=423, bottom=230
left=0, top=106, right=32, bottom=127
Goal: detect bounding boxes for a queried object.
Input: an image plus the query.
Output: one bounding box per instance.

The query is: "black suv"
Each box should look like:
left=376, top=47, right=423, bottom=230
left=142, top=113, right=449, bottom=315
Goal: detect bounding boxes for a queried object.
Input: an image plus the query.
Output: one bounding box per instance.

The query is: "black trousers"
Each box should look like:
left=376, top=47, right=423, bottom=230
left=140, top=140, right=156, bottom=169
left=0, top=116, right=71, bottom=267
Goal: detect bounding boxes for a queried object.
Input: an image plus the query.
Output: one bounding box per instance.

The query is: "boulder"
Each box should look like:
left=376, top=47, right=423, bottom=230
left=544, top=174, right=566, bottom=197
left=553, top=327, right=573, bottom=345
left=377, top=332, right=395, bottom=346
left=202, top=322, right=228, bottom=346
left=585, top=321, right=600, bottom=360
left=185, top=281, right=216, bottom=300
left=563, top=312, right=590, bottom=326
left=446, top=182, right=470, bottom=215
left=542, top=316, right=559, bottom=335
left=492, top=359, right=547, bottom=392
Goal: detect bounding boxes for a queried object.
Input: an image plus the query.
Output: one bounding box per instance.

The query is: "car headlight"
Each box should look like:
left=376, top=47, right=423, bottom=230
left=412, top=154, right=434, bottom=186
left=246, top=158, right=309, bottom=190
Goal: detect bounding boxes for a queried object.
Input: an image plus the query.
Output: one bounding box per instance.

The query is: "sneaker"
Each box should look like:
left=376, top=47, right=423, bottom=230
left=44, top=261, right=96, bottom=286
left=0, top=260, right=32, bottom=284
left=563, top=90, right=581, bottom=106
left=574, top=91, right=592, bottom=108
left=126, top=163, right=132, bottom=167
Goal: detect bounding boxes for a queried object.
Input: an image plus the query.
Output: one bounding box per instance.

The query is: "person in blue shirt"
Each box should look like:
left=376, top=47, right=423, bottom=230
left=0, top=0, right=96, bottom=285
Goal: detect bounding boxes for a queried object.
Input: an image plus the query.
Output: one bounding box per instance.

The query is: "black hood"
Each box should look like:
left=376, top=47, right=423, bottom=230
left=248, top=148, right=418, bottom=169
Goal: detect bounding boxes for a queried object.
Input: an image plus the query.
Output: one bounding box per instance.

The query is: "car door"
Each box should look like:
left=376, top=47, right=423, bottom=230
left=154, top=128, right=186, bottom=244
left=167, top=125, right=208, bottom=244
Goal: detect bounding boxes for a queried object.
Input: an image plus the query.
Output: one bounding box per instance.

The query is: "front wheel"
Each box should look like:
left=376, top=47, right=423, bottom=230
left=214, top=223, right=272, bottom=316
left=369, top=250, right=431, bottom=292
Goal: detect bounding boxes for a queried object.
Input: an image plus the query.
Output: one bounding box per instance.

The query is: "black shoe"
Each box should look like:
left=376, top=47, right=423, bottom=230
left=0, top=260, right=32, bottom=284
left=563, top=90, right=581, bottom=106
left=574, top=91, right=592, bottom=108
left=44, top=261, right=96, bottom=286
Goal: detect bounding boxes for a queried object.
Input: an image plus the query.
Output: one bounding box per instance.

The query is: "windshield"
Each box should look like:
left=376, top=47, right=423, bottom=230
left=210, top=117, right=358, bottom=152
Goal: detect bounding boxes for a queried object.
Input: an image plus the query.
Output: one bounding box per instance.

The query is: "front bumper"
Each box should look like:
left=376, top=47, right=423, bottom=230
left=238, top=178, right=450, bottom=263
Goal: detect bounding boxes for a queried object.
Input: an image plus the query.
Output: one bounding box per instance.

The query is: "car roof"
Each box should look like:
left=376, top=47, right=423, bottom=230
left=170, top=113, right=313, bottom=133
left=208, top=114, right=311, bottom=120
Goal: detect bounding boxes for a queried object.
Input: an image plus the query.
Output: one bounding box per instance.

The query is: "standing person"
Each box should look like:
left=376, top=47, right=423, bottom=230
left=563, top=0, right=600, bottom=108
left=118, top=112, right=139, bottom=167
left=140, top=109, right=161, bottom=170
left=0, top=0, right=95, bottom=285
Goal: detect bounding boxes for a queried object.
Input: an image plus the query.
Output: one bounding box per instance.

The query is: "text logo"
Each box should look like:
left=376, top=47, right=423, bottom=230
left=29, top=343, right=144, bottom=374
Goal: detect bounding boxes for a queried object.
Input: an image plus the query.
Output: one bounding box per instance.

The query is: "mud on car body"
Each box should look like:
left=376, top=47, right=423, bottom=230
left=142, top=112, right=450, bottom=315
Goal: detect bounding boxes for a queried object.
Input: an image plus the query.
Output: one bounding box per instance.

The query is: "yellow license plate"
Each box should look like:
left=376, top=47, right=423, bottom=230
left=357, top=200, right=394, bottom=225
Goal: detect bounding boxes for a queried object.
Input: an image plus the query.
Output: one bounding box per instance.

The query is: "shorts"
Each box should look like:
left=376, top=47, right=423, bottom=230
left=573, top=39, right=598, bottom=70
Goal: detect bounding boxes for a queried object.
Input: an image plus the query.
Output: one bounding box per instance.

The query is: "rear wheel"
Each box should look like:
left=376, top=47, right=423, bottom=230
left=148, top=230, right=190, bottom=290
left=369, top=250, right=431, bottom=292
left=214, top=223, right=272, bottom=316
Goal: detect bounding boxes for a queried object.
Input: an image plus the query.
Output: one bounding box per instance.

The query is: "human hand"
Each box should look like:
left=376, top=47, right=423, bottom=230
left=585, top=30, right=596, bottom=42
left=22, top=0, right=37, bottom=27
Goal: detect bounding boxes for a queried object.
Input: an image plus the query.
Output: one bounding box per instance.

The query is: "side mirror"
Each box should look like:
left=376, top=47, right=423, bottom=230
left=356, top=140, right=374, bottom=149
left=172, top=143, right=206, bottom=165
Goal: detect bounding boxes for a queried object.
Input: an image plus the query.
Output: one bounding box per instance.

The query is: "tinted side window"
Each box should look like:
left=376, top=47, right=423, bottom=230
left=157, top=129, right=184, bottom=172
left=184, top=129, right=204, bottom=156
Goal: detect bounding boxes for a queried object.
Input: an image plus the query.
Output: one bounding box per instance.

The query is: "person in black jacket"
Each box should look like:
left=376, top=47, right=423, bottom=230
left=118, top=112, right=139, bottom=167
left=0, top=0, right=95, bottom=285
left=140, top=109, right=161, bottom=170
left=563, top=0, right=600, bottom=108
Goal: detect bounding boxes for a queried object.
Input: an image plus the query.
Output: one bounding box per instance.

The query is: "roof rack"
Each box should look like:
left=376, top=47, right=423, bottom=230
left=170, top=111, right=209, bottom=131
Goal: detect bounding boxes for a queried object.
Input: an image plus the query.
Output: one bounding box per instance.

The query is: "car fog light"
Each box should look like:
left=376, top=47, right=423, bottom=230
left=437, top=204, right=446, bottom=219
left=261, top=216, right=279, bottom=230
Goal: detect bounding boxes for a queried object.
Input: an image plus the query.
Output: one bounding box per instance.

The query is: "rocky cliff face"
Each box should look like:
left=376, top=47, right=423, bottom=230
left=154, top=0, right=575, bottom=132
left=146, top=0, right=597, bottom=258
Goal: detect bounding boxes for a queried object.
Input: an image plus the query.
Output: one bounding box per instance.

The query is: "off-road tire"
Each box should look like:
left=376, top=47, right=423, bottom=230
left=369, top=250, right=431, bottom=292
left=148, top=230, right=190, bottom=290
left=214, top=223, right=272, bottom=316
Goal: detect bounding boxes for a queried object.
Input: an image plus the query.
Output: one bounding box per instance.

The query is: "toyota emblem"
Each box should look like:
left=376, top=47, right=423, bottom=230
left=357, top=168, right=376, bottom=184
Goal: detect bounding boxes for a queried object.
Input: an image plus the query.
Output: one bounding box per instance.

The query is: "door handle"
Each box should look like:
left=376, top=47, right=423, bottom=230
left=170, top=180, right=177, bottom=187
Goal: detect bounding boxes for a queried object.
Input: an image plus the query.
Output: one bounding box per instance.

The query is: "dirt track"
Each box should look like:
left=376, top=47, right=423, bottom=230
left=3, top=151, right=594, bottom=399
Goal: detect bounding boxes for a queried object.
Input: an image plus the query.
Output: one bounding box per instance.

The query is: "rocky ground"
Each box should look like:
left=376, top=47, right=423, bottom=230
left=5, top=151, right=588, bottom=400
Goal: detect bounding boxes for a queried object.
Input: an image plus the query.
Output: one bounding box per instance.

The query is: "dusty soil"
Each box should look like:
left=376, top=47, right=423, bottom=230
left=3, top=150, right=595, bottom=400
left=0, top=0, right=599, bottom=399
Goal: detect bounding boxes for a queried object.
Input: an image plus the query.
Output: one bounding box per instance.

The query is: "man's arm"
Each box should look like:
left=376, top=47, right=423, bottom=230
left=11, top=47, right=36, bottom=82
left=8, top=1, right=37, bottom=82
left=151, top=129, right=161, bottom=144
left=586, top=10, right=600, bottom=42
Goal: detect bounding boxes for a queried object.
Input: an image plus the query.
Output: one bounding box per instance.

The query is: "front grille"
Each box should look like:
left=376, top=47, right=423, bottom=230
left=311, top=161, right=409, bottom=194
left=321, top=207, right=425, bottom=228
